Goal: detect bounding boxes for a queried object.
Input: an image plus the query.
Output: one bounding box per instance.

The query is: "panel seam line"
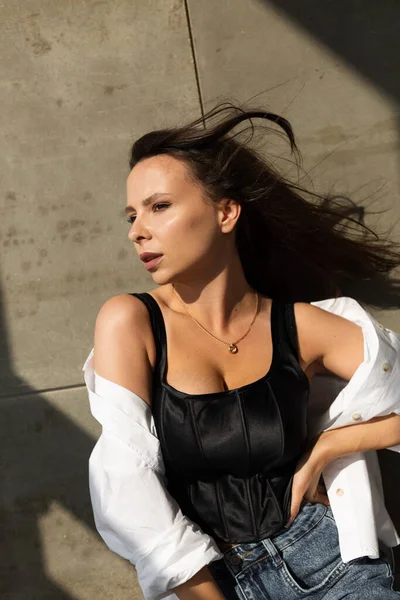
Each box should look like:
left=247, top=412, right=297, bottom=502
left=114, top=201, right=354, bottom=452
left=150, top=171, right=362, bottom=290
left=183, top=0, right=205, bottom=124
left=237, top=391, right=257, bottom=536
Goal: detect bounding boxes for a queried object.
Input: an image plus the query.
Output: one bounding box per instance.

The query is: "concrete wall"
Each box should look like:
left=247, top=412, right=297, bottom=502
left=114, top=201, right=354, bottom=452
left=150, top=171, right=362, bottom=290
left=1, top=0, right=399, bottom=597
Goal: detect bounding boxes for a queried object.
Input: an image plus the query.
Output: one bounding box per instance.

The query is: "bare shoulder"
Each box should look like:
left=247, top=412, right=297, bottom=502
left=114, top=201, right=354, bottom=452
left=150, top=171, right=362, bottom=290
left=293, top=301, right=364, bottom=382
left=93, top=293, right=154, bottom=407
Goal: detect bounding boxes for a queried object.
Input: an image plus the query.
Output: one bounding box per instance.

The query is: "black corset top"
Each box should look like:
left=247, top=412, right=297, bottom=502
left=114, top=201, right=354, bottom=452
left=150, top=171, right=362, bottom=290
left=130, top=292, right=310, bottom=544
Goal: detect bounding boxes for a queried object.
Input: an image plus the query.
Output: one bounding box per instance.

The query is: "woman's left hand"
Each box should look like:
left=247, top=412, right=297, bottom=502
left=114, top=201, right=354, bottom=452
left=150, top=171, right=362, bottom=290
left=285, top=435, right=330, bottom=527
left=286, top=412, right=400, bottom=527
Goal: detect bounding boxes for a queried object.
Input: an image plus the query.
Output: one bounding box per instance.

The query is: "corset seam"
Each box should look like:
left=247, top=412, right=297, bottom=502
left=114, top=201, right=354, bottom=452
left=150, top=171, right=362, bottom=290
left=263, top=380, right=285, bottom=473
left=237, top=391, right=252, bottom=473
left=214, top=478, right=228, bottom=539
left=265, top=476, right=284, bottom=523
left=187, top=397, right=209, bottom=472
left=237, top=391, right=256, bottom=535
left=159, top=386, right=176, bottom=472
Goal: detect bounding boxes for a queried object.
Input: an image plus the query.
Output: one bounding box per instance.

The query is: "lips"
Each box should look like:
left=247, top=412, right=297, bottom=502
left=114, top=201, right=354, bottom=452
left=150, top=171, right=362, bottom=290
left=140, top=252, right=163, bottom=263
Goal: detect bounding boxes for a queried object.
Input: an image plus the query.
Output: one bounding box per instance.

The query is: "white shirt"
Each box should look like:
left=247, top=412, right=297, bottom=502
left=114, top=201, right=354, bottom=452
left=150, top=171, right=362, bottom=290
left=83, top=295, right=400, bottom=600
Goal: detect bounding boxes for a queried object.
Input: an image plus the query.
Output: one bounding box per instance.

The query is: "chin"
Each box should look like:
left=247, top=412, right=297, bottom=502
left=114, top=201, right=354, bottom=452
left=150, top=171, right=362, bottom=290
left=148, top=270, right=171, bottom=285
left=151, top=270, right=188, bottom=289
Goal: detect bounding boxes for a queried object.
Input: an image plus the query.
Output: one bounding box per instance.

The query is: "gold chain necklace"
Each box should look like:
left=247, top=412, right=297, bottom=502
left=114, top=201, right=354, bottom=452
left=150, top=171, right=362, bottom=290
left=172, top=285, right=259, bottom=354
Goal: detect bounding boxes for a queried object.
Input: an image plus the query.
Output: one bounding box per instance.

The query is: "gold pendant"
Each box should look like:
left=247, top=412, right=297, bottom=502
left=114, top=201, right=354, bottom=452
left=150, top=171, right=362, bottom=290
left=229, top=343, right=238, bottom=354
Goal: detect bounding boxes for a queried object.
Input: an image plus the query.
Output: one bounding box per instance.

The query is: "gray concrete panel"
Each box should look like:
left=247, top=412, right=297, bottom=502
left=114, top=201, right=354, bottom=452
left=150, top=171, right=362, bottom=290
left=1, top=0, right=199, bottom=395
left=0, top=386, right=143, bottom=599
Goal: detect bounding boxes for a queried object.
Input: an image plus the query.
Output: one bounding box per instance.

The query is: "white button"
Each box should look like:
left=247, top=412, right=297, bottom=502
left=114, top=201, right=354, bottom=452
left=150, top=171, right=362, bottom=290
left=382, top=362, right=392, bottom=373
left=336, top=488, right=344, bottom=496
left=352, top=412, right=362, bottom=421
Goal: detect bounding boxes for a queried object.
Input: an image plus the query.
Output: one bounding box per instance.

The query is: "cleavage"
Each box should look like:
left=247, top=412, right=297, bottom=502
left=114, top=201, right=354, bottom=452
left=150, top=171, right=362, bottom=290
left=162, top=309, right=274, bottom=395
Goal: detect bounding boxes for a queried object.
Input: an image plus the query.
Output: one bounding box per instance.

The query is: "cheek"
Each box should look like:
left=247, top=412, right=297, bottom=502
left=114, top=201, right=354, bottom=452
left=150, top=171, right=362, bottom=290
left=185, top=215, right=217, bottom=250
left=159, top=209, right=217, bottom=252
left=162, top=212, right=202, bottom=237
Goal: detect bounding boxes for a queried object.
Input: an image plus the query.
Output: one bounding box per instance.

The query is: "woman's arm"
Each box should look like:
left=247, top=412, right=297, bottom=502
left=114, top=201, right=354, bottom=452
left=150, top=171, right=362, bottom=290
left=288, top=302, right=400, bottom=523
left=286, top=413, right=400, bottom=525
left=89, top=294, right=226, bottom=600
left=316, top=413, right=400, bottom=463
left=295, top=301, right=400, bottom=458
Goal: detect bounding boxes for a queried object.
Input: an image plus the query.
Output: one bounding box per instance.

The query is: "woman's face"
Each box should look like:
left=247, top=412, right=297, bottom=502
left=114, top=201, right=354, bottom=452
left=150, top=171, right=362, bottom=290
left=126, top=154, right=240, bottom=285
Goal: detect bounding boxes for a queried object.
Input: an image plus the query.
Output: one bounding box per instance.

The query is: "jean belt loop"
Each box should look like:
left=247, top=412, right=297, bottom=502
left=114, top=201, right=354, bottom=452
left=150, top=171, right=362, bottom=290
left=261, top=537, right=283, bottom=568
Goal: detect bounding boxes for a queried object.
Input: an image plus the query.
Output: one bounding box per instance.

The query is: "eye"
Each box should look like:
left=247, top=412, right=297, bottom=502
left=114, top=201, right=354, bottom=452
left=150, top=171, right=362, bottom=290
left=126, top=202, right=170, bottom=224
left=153, top=202, right=170, bottom=212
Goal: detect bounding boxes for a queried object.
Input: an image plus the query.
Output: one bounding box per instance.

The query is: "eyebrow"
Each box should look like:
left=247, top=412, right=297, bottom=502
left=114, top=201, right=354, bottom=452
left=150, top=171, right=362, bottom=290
left=124, top=193, right=172, bottom=215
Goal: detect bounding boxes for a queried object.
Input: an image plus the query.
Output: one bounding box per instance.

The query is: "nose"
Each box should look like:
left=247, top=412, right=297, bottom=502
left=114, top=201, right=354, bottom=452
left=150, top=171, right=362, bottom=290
left=128, top=216, right=150, bottom=243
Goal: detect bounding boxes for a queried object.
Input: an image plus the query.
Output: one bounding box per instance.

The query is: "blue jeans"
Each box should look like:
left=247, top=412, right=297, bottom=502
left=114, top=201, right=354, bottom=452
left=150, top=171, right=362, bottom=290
left=208, top=501, right=399, bottom=599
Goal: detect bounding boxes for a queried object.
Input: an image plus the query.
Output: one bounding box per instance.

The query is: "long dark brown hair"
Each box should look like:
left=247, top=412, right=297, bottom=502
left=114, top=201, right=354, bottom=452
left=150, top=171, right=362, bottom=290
left=129, top=101, right=400, bottom=309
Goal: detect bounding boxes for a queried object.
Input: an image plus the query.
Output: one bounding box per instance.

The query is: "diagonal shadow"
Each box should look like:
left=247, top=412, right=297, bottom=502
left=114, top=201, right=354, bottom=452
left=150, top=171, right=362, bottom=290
left=261, top=0, right=400, bottom=105
left=0, top=277, right=97, bottom=598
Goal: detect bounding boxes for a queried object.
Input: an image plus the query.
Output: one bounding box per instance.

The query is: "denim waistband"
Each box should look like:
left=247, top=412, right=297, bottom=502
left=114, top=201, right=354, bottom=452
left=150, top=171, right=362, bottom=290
left=220, top=501, right=327, bottom=577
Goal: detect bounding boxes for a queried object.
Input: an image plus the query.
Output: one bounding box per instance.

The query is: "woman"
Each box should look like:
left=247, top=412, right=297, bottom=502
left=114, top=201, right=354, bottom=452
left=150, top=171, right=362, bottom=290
left=91, top=102, right=400, bottom=599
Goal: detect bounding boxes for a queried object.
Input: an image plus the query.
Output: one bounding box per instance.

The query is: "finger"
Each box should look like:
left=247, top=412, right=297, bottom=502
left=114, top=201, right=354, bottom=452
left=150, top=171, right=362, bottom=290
left=320, top=494, right=330, bottom=506
left=305, top=490, right=330, bottom=506
left=314, top=487, right=330, bottom=505
left=285, top=493, right=303, bottom=527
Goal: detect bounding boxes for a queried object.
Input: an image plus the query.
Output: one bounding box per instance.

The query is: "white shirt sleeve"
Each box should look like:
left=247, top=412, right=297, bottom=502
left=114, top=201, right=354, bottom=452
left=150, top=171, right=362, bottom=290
left=310, top=296, right=400, bottom=452
left=308, top=297, right=400, bottom=561
left=83, top=348, right=224, bottom=600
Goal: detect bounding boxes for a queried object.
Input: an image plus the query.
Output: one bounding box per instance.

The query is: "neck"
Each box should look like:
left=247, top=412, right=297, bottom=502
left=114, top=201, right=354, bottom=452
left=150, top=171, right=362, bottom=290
left=168, top=275, right=258, bottom=336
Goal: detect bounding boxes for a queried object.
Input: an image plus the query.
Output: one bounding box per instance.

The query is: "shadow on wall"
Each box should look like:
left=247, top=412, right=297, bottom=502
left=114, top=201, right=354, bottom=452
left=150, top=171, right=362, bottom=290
left=0, top=401, right=97, bottom=599
left=261, top=0, right=400, bottom=104
left=0, top=288, right=97, bottom=598
left=0, top=398, right=96, bottom=599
